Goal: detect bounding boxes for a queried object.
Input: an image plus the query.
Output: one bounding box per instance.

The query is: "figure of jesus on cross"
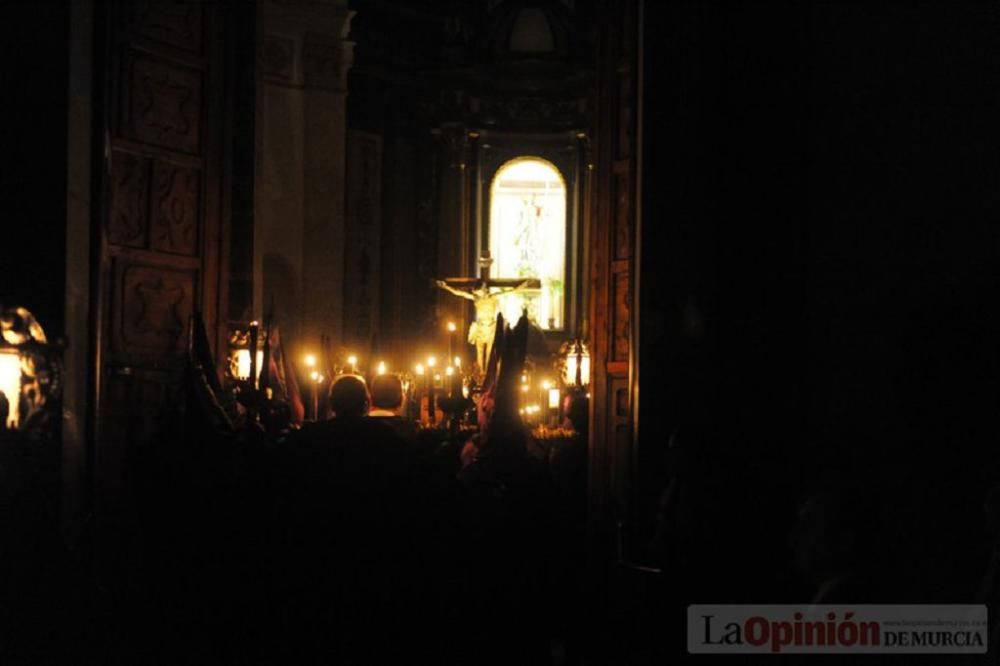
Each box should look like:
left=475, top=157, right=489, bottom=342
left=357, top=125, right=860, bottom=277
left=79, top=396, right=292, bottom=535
left=436, top=250, right=540, bottom=376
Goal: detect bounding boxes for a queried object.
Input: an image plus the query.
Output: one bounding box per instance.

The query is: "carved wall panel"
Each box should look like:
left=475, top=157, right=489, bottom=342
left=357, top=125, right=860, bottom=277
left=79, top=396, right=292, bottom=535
left=612, top=271, right=630, bottom=361
left=151, top=161, right=200, bottom=255
left=616, top=387, right=630, bottom=417
left=108, top=151, right=149, bottom=248
left=617, top=73, right=633, bottom=160
left=613, top=165, right=631, bottom=260
left=94, top=0, right=228, bottom=596
left=131, top=0, right=203, bottom=52
left=115, top=264, right=196, bottom=353
left=125, top=54, right=203, bottom=154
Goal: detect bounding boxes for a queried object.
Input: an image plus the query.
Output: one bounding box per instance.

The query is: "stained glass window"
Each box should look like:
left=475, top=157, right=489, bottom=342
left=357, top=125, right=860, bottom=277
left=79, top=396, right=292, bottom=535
left=489, top=157, right=566, bottom=330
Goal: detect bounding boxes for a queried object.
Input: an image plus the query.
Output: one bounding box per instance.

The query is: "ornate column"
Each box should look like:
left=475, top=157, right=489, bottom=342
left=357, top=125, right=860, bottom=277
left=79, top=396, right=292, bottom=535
left=256, top=0, right=354, bottom=351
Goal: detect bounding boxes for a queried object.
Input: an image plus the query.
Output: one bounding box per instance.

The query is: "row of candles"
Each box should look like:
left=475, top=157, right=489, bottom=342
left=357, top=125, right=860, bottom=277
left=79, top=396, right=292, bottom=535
left=233, top=319, right=589, bottom=426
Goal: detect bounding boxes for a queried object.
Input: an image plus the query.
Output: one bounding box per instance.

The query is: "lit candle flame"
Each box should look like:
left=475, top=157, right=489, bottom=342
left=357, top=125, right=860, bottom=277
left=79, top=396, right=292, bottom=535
left=416, top=364, right=424, bottom=375
left=445, top=366, right=454, bottom=376
left=377, top=361, right=387, bottom=375
left=305, top=354, right=316, bottom=367
left=447, top=322, right=457, bottom=332
left=347, top=355, right=357, bottom=368
left=454, top=356, right=461, bottom=368
left=427, top=356, right=437, bottom=367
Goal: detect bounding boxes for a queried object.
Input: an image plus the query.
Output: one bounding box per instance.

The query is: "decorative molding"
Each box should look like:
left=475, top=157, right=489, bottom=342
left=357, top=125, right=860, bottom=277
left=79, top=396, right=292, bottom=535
left=259, top=34, right=296, bottom=83
left=616, top=387, right=629, bottom=417
left=263, top=0, right=348, bottom=10
left=613, top=166, right=631, bottom=260
left=611, top=271, right=630, bottom=362
left=617, top=73, right=634, bottom=159
left=426, top=90, right=590, bottom=131
left=108, top=151, right=149, bottom=248
left=131, top=0, right=203, bottom=52
left=303, top=32, right=352, bottom=91
left=257, top=11, right=354, bottom=91
left=151, top=161, right=200, bottom=255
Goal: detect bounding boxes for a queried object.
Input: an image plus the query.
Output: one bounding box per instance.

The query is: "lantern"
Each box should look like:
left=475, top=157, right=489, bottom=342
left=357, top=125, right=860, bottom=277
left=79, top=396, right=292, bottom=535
left=561, top=339, right=591, bottom=387
left=0, top=306, right=62, bottom=433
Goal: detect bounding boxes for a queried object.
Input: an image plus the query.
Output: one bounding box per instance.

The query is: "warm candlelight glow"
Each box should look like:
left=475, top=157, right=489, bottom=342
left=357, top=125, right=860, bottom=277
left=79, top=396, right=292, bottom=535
left=563, top=342, right=591, bottom=386
left=309, top=370, right=319, bottom=381
left=445, top=366, right=454, bottom=376
left=347, top=355, right=358, bottom=368
left=447, top=322, right=457, bottom=332
left=377, top=361, right=387, bottom=375
left=521, top=374, right=528, bottom=383
left=427, top=356, right=437, bottom=367
left=0, top=350, right=21, bottom=429
left=542, top=379, right=552, bottom=391
left=453, top=356, right=461, bottom=368
left=548, top=387, right=561, bottom=409
left=235, top=350, right=264, bottom=380
left=521, top=384, right=529, bottom=393
left=415, top=363, right=425, bottom=375
left=304, top=354, right=317, bottom=368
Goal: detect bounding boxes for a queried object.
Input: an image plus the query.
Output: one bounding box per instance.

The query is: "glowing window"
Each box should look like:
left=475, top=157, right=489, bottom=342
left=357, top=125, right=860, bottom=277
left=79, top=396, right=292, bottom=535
left=489, top=157, right=566, bottom=330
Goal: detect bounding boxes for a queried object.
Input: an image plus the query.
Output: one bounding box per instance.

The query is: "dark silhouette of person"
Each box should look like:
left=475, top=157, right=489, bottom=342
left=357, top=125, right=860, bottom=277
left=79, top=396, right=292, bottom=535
left=0, top=389, right=8, bottom=430
left=367, top=373, right=419, bottom=443
left=272, top=374, right=449, bottom=661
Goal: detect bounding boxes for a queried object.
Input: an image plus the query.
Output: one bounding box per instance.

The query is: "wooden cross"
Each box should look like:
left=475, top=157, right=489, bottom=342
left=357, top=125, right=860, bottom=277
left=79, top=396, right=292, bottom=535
left=436, top=250, right=540, bottom=374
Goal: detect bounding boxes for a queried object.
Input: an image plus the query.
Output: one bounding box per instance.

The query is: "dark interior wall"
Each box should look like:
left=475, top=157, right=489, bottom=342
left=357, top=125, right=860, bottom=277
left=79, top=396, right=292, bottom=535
left=228, top=0, right=257, bottom=325
left=0, top=0, right=69, bottom=334
left=641, top=0, right=1000, bottom=601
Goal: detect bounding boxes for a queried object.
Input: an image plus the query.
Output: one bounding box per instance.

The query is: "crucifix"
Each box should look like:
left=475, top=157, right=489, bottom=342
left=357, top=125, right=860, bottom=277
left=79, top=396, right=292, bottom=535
left=436, top=250, right=540, bottom=376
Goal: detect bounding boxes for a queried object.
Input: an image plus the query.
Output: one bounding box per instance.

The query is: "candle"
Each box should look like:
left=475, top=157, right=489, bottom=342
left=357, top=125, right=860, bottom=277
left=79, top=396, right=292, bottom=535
left=446, top=365, right=455, bottom=398
left=377, top=361, right=387, bottom=375
left=347, top=354, right=358, bottom=374
left=309, top=370, right=321, bottom=420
